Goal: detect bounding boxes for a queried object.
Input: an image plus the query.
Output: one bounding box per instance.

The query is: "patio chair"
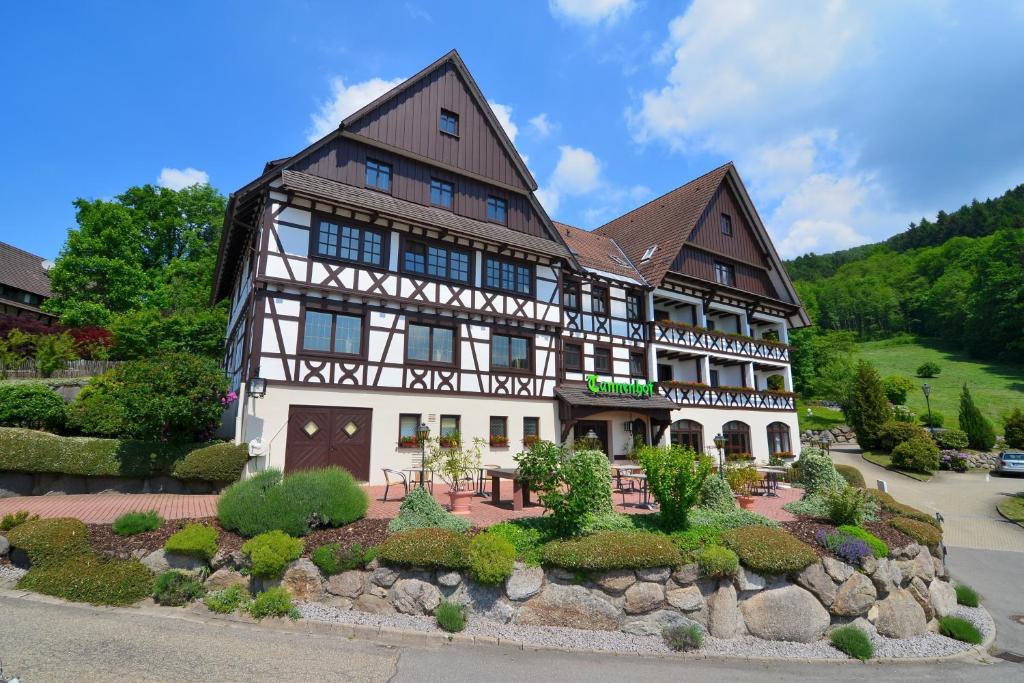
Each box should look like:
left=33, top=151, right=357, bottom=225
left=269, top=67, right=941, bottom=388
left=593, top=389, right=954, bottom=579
left=407, top=468, right=434, bottom=493
left=611, top=466, right=640, bottom=506
left=382, top=469, right=408, bottom=501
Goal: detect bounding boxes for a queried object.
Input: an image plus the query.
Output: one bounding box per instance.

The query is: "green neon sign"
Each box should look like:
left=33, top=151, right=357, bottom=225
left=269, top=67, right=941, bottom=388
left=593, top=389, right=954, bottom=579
left=586, top=374, right=655, bottom=398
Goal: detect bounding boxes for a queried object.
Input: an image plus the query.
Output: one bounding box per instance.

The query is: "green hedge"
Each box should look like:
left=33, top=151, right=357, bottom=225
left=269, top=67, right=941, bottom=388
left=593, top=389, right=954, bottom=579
left=541, top=531, right=682, bottom=571
left=377, top=528, right=470, bottom=569
left=0, top=427, right=246, bottom=483
left=0, top=384, right=67, bottom=431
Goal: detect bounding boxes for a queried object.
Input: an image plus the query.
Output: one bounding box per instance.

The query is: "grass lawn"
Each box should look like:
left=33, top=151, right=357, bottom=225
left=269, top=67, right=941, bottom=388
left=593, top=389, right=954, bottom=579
left=797, top=400, right=846, bottom=432
left=861, top=450, right=933, bottom=482
left=997, top=492, right=1024, bottom=528
left=857, top=336, right=1024, bottom=432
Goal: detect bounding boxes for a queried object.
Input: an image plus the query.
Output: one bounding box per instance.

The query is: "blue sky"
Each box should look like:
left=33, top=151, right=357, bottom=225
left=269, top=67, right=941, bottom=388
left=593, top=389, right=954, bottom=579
left=2, top=0, right=1023, bottom=261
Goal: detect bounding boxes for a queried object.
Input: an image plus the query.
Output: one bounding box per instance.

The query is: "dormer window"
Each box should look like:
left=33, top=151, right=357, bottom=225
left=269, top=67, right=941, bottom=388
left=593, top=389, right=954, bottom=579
left=641, top=245, right=657, bottom=261
left=720, top=213, right=733, bottom=236
left=486, top=196, right=507, bottom=224
left=440, top=109, right=459, bottom=136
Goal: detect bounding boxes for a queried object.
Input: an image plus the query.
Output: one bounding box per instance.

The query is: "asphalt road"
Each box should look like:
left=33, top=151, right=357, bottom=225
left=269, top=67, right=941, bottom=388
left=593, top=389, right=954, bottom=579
left=0, top=592, right=1017, bottom=683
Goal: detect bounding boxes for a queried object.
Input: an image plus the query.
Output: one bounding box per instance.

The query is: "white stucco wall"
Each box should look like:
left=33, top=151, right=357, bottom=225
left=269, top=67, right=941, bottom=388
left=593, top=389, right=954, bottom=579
left=660, top=407, right=800, bottom=463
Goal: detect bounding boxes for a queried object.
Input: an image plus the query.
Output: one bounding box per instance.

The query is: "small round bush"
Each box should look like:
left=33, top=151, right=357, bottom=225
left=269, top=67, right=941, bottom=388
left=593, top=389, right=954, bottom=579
left=218, top=467, right=368, bottom=537
left=836, top=525, right=888, bottom=557
left=153, top=570, right=206, bottom=606
left=919, top=411, right=944, bottom=428
left=172, top=442, right=248, bottom=483
left=935, top=429, right=969, bottom=450
left=242, top=530, right=304, bottom=578
left=467, top=531, right=516, bottom=585
left=834, top=464, right=865, bottom=488
left=485, top=522, right=545, bottom=566
left=164, top=523, right=219, bottom=561
left=377, top=528, right=471, bottom=569
left=830, top=625, right=873, bottom=660
left=435, top=599, right=467, bottom=632
left=891, top=435, right=940, bottom=474
left=938, top=616, right=982, bottom=644
left=955, top=584, right=979, bottom=607
left=670, top=527, right=722, bottom=563
left=387, top=486, right=471, bottom=534
left=7, top=517, right=89, bottom=566
left=248, top=587, right=299, bottom=620
left=698, top=475, right=736, bottom=512
left=877, top=420, right=929, bottom=452
left=0, top=383, right=66, bottom=431
left=540, top=531, right=682, bottom=571
left=696, top=545, right=738, bottom=577
left=663, top=623, right=703, bottom=652
left=916, top=361, right=941, bottom=378
left=798, top=447, right=845, bottom=495
left=112, top=510, right=163, bottom=536
left=17, top=554, right=153, bottom=606
left=204, top=585, right=250, bottom=614
left=311, top=542, right=375, bottom=575
left=721, top=527, right=818, bottom=575
left=889, top=516, right=942, bottom=547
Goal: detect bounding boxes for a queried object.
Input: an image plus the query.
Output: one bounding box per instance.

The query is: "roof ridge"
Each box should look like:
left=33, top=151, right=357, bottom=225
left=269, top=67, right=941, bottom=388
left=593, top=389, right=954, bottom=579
left=0, top=241, right=47, bottom=262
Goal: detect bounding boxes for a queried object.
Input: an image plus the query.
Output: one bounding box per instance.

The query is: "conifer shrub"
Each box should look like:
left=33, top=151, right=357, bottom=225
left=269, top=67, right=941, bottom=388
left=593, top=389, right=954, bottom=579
left=955, top=584, right=979, bottom=607
left=697, top=474, right=737, bottom=512
left=386, top=486, right=470, bottom=534
left=959, top=385, right=996, bottom=451
left=830, top=625, right=873, bottom=660
left=1004, top=407, right=1024, bottom=449
left=938, top=616, right=982, bottom=644
left=844, top=361, right=892, bottom=449
left=435, top=600, right=467, bottom=632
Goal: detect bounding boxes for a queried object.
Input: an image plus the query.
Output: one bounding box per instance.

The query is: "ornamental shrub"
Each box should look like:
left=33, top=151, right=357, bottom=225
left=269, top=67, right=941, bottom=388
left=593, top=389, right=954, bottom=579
left=670, top=527, right=723, bottom=563
left=958, top=384, right=996, bottom=451
left=782, top=494, right=831, bottom=519
left=376, top=528, right=470, bottom=569
left=0, top=510, right=39, bottom=531
left=467, top=531, right=516, bottom=585
left=889, top=516, right=942, bottom=547
left=844, top=361, right=892, bottom=449
left=663, top=623, right=704, bottom=652
left=798, top=447, right=846, bottom=496
left=112, top=510, right=163, bottom=536
left=7, top=517, right=90, bottom=566
left=955, top=584, right=979, bottom=607
left=825, top=486, right=877, bottom=526
left=891, top=435, right=941, bottom=474
left=935, top=429, right=969, bottom=450
left=830, top=625, right=873, bottom=661
left=153, top=570, right=206, bottom=606
left=311, top=542, right=376, bottom=575
left=164, top=523, right=219, bottom=561
left=34, top=332, right=78, bottom=378
left=834, top=464, right=866, bottom=488
left=916, top=361, right=941, bottom=378
left=541, top=531, right=682, bottom=571
left=1004, top=407, right=1024, bottom=449
left=697, top=474, right=736, bottom=512
left=204, top=585, right=251, bottom=614
left=882, top=375, right=915, bottom=405
left=687, top=507, right=779, bottom=531
left=940, top=450, right=971, bottom=472
left=865, top=489, right=941, bottom=528
left=0, top=383, right=66, bottom=431
left=386, top=486, right=471, bottom=534
left=218, top=467, right=368, bottom=538
left=816, top=529, right=872, bottom=565
left=248, top=587, right=299, bottom=620
left=485, top=522, right=545, bottom=566
left=696, top=545, right=738, bottom=577
left=242, top=530, right=304, bottom=578
left=17, top=553, right=154, bottom=606
left=919, top=411, right=945, bottom=428
left=435, top=600, right=467, bottom=633
left=836, top=525, right=889, bottom=557
left=877, top=420, right=928, bottom=453
left=171, top=442, right=249, bottom=483
left=635, top=444, right=713, bottom=530
left=721, top=527, right=818, bottom=575
left=514, top=442, right=614, bottom=536
left=938, top=616, right=982, bottom=644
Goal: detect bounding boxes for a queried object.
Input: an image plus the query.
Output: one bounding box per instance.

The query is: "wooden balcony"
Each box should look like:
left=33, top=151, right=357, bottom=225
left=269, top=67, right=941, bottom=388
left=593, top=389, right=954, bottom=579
left=658, top=381, right=797, bottom=411
left=650, top=321, right=790, bottom=362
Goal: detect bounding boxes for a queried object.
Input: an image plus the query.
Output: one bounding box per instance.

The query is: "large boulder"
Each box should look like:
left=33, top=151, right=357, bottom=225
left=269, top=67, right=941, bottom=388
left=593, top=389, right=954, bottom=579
left=447, top=581, right=516, bottom=623
left=907, top=577, right=935, bottom=621
left=636, top=566, right=671, bottom=583
left=281, top=559, right=324, bottom=602
left=390, top=578, right=442, bottom=615
left=353, top=594, right=395, bottom=614
left=912, top=548, right=935, bottom=582
left=666, top=584, right=705, bottom=612
left=505, top=565, right=544, bottom=601
left=623, top=582, right=664, bottom=614
left=822, top=557, right=854, bottom=583
left=796, top=562, right=837, bottom=607
left=831, top=572, right=877, bottom=616
left=204, top=568, right=249, bottom=592
left=326, top=570, right=365, bottom=599
left=869, top=558, right=903, bottom=596
left=140, top=549, right=206, bottom=575
left=735, top=567, right=766, bottom=592
left=0, top=535, right=8, bottom=557
left=621, top=610, right=701, bottom=637
left=515, top=584, right=620, bottom=630
left=929, top=580, right=957, bottom=618
left=872, top=588, right=927, bottom=638
left=369, top=566, right=400, bottom=588
left=741, top=584, right=830, bottom=643
left=707, top=581, right=745, bottom=639
left=595, top=569, right=636, bottom=594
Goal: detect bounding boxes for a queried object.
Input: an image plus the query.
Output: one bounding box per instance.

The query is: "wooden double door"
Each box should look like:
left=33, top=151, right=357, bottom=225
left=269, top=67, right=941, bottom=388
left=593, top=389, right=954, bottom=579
left=284, top=405, right=372, bottom=481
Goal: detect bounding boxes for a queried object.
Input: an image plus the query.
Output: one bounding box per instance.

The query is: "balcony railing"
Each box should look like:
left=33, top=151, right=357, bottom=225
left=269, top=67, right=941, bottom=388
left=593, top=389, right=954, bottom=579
left=658, top=381, right=797, bottom=411
left=650, top=321, right=789, bottom=362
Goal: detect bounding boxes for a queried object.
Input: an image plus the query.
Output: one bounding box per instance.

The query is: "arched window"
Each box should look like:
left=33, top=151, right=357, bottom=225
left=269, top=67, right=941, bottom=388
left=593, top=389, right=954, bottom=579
left=767, top=422, right=791, bottom=455
left=722, top=420, right=750, bottom=456
left=670, top=419, right=703, bottom=452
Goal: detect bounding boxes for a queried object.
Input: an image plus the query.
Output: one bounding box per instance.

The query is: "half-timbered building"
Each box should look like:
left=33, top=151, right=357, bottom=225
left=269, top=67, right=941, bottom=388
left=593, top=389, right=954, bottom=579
left=212, top=50, right=808, bottom=483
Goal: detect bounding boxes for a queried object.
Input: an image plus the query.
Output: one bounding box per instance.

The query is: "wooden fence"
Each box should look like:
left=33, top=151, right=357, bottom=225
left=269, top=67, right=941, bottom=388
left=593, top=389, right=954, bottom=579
left=0, top=359, right=122, bottom=379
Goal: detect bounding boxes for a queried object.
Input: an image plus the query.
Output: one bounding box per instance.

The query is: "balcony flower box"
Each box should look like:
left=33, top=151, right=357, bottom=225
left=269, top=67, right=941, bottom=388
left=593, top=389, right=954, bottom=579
left=397, top=436, right=419, bottom=449
left=438, top=434, right=461, bottom=449
left=522, top=434, right=540, bottom=447
left=489, top=435, right=510, bottom=448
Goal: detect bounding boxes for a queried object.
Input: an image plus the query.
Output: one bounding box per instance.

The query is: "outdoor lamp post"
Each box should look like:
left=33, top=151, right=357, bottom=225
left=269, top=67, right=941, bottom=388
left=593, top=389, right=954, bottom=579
left=248, top=376, right=267, bottom=399
left=416, top=422, right=430, bottom=489
left=817, top=435, right=830, bottom=454
left=922, top=384, right=934, bottom=435
left=713, top=433, right=725, bottom=479
left=585, top=428, right=599, bottom=450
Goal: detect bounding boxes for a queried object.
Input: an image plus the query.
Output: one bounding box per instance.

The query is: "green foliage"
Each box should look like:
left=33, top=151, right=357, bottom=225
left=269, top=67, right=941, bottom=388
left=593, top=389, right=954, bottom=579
left=6, top=517, right=90, bottom=566
left=721, top=527, right=818, bottom=575
left=670, top=527, right=722, bottom=563
left=153, top=570, right=206, bottom=606
left=782, top=494, right=831, bottom=519
left=171, top=442, right=249, bottom=483
left=844, top=361, right=892, bottom=448
left=955, top=584, right=979, bottom=607
left=67, top=353, right=228, bottom=441
left=889, top=516, right=942, bottom=547
left=662, top=623, right=704, bottom=652
left=377, top=529, right=470, bottom=569
left=435, top=600, right=467, bottom=633
left=467, top=531, right=516, bottom=585
left=766, top=374, right=785, bottom=391
left=204, top=585, right=250, bottom=614
left=697, top=474, right=737, bottom=512
left=696, top=545, right=738, bottom=577
left=1002, top=407, right=1024, bottom=448
left=514, top=442, right=613, bottom=536
left=0, top=510, right=39, bottom=531
left=938, top=616, right=982, bottom=644
left=484, top=522, right=545, bottom=566
left=33, top=332, right=78, bottom=378
left=798, top=447, right=846, bottom=495
left=540, top=531, right=681, bottom=571
left=217, top=467, right=368, bottom=538
left=825, top=486, right=877, bottom=526
left=877, top=420, right=928, bottom=452
left=830, top=625, right=873, bottom=660
left=687, top=507, right=779, bottom=531
left=164, top=523, right=219, bottom=560
left=836, top=525, right=889, bottom=557
left=17, top=553, right=154, bottom=606
left=789, top=329, right=857, bottom=399
left=866, top=489, right=941, bottom=527
left=935, top=428, right=969, bottom=450
left=386, top=486, right=471, bottom=534
left=311, top=542, right=376, bottom=575
left=723, top=464, right=758, bottom=494
left=248, top=587, right=299, bottom=620
left=0, top=384, right=67, bottom=431
left=917, top=361, right=941, bottom=378
left=834, top=464, right=865, bottom=488
left=891, top=435, right=941, bottom=474
left=635, top=444, right=712, bottom=530
left=112, top=510, right=163, bottom=536
left=242, top=531, right=304, bottom=578
left=919, top=411, right=945, bottom=428
left=882, top=375, right=915, bottom=405
left=959, top=384, right=996, bottom=450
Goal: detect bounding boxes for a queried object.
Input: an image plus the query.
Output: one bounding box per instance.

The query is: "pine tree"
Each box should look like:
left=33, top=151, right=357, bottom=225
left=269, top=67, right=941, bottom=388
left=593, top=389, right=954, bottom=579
left=844, top=360, right=891, bottom=449
left=959, top=384, right=996, bottom=451
left=1004, top=407, right=1024, bottom=449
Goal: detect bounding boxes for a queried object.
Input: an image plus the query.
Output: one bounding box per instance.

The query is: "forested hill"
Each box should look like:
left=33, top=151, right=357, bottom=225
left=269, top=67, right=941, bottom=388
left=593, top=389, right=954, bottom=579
left=787, top=182, right=1024, bottom=282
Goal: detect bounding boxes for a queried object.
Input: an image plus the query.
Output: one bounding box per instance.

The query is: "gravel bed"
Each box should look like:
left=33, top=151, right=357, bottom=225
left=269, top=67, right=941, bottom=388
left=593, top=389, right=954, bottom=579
left=699, top=634, right=845, bottom=659
left=0, top=563, right=27, bottom=586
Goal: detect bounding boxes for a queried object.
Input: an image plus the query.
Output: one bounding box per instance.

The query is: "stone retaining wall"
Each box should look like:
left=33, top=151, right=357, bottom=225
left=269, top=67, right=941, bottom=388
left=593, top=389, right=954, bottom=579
left=801, top=425, right=856, bottom=445
left=0, top=471, right=220, bottom=498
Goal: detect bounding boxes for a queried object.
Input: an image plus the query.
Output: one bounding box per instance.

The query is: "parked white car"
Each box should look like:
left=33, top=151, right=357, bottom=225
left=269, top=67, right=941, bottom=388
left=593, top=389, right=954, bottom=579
left=994, top=450, right=1024, bottom=475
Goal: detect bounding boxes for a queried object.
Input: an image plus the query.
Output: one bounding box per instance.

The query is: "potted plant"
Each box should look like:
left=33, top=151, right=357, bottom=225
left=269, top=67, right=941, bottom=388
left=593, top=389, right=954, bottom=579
left=425, top=435, right=484, bottom=515
left=725, top=465, right=759, bottom=510
left=522, top=434, right=540, bottom=447
left=439, top=431, right=461, bottom=449
left=398, top=435, right=419, bottom=448
left=489, top=434, right=509, bottom=448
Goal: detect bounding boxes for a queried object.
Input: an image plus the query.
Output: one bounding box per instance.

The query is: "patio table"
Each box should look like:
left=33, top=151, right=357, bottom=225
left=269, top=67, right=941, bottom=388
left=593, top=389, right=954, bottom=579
left=486, top=467, right=532, bottom=511
left=622, top=473, right=656, bottom=509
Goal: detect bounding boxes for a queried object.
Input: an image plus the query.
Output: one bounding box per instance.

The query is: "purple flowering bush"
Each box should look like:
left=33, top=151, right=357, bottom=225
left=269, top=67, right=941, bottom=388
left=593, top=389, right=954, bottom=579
left=816, top=528, right=873, bottom=565
left=939, top=450, right=970, bottom=473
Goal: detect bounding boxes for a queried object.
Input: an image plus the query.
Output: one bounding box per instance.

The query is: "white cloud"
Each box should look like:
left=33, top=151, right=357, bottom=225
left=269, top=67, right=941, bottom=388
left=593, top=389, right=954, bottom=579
left=549, top=0, right=635, bottom=26
left=529, top=113, right=555, bottom=137
left=308, top=76, right=404, bottom=142
left=488, top=101, right=518, bottom=144
left=536, top=146, right=602, bottom=216
left=157, top=167, right=208, bottom=190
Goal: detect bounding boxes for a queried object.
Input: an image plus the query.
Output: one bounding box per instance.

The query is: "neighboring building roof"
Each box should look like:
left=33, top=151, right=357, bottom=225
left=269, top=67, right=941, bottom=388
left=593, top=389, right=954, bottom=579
left=555, top=222, right=646, bottom=285
left=280, top=171, right=572, bottom=260
left=554, top=384, right=678, bottom=411
left=0, top=241, right=52, bottom=298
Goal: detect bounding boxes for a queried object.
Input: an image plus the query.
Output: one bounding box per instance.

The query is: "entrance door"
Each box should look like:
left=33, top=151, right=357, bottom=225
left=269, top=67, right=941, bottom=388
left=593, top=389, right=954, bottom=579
left=574, top=420, right=609, bottom=457
left=285, top=405, right=373, bottom=481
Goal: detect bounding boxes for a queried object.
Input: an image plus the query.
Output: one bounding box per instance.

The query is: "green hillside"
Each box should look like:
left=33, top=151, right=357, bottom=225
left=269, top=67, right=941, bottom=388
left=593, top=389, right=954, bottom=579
left=856, top=337, right=1024, bottom=431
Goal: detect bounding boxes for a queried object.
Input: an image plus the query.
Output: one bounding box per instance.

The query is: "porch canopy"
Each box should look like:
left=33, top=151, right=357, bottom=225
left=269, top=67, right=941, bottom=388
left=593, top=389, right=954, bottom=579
left=554, top=384, right=677, bottom=443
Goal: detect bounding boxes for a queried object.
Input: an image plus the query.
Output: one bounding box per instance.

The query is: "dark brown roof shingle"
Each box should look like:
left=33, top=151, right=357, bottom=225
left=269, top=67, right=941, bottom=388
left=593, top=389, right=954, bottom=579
left=0, top=242, right=52, bottom=298
left=555, top=222, right=646, bottom=284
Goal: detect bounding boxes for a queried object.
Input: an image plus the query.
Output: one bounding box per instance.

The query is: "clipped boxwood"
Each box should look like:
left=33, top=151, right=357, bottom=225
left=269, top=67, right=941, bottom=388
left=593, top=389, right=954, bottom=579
left=7, top=517, right=90, bottom=566
left=721, top=526, right=818, bottom=575
left=170, top=442, right=249, bottom=483
left=467, top=530, right=516, bottom=585
left=0, top=383, right=66, bottom=431
left=889, top=516, right=942, bottom=547
left=376, top=528, right=470, bottom=569
left=696, top=545, right=739, bottom=577
left=18, top=553, right=154, bottom=606
left=242, top=530, right=304, bottom=578
left=541, top=531, right=682, bottom=571
left=164, top=523, right=219, bottom=561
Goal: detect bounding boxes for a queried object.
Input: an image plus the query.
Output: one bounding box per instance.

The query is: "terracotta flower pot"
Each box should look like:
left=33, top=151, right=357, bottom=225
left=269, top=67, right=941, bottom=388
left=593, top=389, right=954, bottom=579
left=737, top=495, right=755, bottom=510
left=448, top=489, right=475, bottom=516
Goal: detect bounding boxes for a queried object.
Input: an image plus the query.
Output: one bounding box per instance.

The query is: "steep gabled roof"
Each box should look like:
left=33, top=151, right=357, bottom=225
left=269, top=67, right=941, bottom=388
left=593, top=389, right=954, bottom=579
left=0, top=241, right=52, bottom=298
left=555, top=222, right=645, bottom=284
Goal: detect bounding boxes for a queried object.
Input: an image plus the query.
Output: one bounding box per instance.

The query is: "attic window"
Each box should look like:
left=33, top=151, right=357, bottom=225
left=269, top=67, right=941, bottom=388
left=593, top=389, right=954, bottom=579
left=440, top=109, right=459, bottom=136
left=641, top=245, right=658, bottom=261
left=608, top=254, right=628, bottom=267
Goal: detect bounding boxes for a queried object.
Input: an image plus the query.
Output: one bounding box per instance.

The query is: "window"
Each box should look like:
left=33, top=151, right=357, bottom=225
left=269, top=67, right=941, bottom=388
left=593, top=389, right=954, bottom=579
left=626, top=291, right=643, bottom=322
left=714, top=261, right=735, bottom=287
left=720, top=213, right=732, bottom=236
left=641, top=245, right=658, bottom=261
left=440, top=415, right=460, bottom=436
left=398, top=414, right=421, bottom=446
left=403, top=241, right=471, bottom=283
left=440, top=109, right=459, bottom=136
left=709, top=369, right=720, bottom=387
left=723, top=420, right=751, bottom=456
left=563, top=280, right=580, bottom=310
left=523, top=417, right=539, bottom=440
left=591, top=286, right=609, bottom=316
left=430, top=178, right=453, bottom=208
left=485, top=257, right=531, bottom=295
left=670, top=419, right=703, bottom=451
left=315, top=218, right=385, bottom=267
left=490, top=416, right=507, bottom=439
left=594, top=347, right=611, bottom=373
left=486, top=196, right=507, bottom=224
left=629, top=351, right=645, bottom=378
left=407, top=323, right=454, bottom=364
left=564, top=343, right=582, bottom=371
left=657, top=363, right=673, bottom=382
left=302, top=310, right=363, bottom=355
left=767, top=422, right=792, bottom=455
left=365, top=159, right=391, bottom=191
left=491, top=333, right=530, bottom=370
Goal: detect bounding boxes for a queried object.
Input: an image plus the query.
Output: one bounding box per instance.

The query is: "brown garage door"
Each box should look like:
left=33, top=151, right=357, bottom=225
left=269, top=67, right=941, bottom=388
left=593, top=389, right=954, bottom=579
left=285, top=405, right=373, bottom=481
